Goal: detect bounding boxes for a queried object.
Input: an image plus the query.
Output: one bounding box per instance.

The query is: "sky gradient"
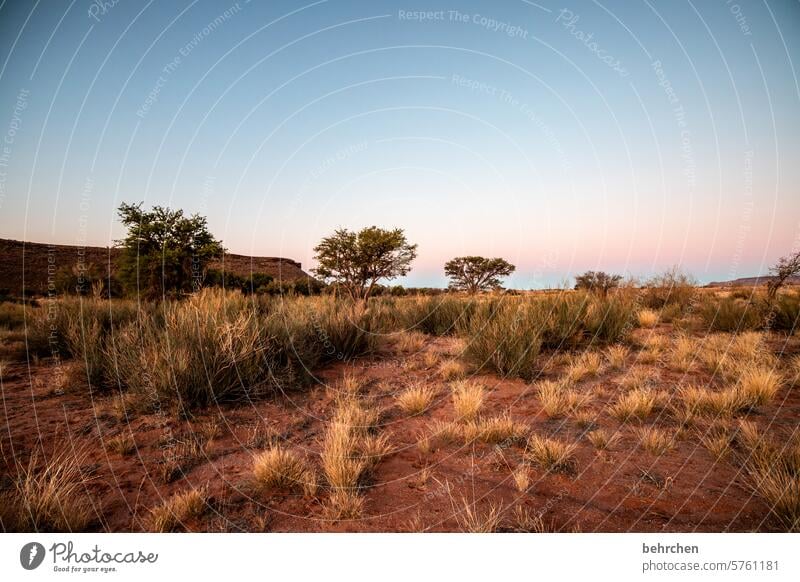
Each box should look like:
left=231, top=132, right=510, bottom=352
left=1, top=0, right=799, bottom=288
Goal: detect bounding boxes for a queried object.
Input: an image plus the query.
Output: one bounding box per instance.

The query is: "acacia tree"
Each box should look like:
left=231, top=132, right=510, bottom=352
left=312, top=226, right=417, bottom=301
left=444, top=256, right=516, bottom=294
left=116, top=202, right=223, bottom=298
left=574, top=271, right=623, bottom=297
left=767, top=250, right=800, bottom=299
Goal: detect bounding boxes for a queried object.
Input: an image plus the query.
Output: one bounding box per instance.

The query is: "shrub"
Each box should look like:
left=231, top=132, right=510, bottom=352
left=642, top=267, right=696, bottom=309
left=698, top=297, right=763, bottom=332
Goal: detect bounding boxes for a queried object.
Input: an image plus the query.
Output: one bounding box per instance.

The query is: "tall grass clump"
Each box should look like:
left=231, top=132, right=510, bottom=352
left=2, top=449, right=94, bottom=532
left=460, top=300, right=543, bottom=380
left=106, top=290, right=377, bottom=409
left=698, top=297, right=764, bottom=333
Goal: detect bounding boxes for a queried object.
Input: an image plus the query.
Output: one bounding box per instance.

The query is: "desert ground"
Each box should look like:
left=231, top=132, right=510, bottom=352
left=1, top=287, right=799, bottom=532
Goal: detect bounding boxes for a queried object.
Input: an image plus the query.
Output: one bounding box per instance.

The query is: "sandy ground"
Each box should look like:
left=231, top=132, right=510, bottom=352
left=1, top=326, right=798, bottom=532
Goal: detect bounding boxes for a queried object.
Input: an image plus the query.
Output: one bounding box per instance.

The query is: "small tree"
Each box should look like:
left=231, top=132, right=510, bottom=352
left=444, top=256, right=516, bottom=294
left=312, top=226, right=417, bottom=301
left=116, top=202, right=223, bottom=298
left=767, top=250, right=800, bottom=299
left=574, top=271, right=622, bottom=297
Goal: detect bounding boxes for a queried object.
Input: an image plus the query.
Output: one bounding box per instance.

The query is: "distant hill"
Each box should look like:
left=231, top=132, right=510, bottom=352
left=0, top=238, right=311, bottom=297
left=705, top=275, right=800, bottom=288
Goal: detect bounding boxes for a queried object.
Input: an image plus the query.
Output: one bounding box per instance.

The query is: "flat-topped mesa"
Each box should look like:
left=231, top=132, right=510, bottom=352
left=0, top=238, right=311, bottom=297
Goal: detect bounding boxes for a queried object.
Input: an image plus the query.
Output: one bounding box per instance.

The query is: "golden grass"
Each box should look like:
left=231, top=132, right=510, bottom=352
left=439, top=359, right=467, bottom=380
left=609, top=388, right=657, bottom=422
left=536, top=380, right=581, bottom=418
left=463, top=415, right=527, bottom=444
left=453, top=498, right=504, bottom=533
left=428, top=419, right=463, bottom=443
left=512, top=465, right=531, bottom=492
left=565, top=352, right=603, bottom=383
left=253, top=446, right=317, bottom=496
left=701, top=433, right=731, bottom=460
left=105, top=432, right=136, bottom=456
left=422, top=351, right=441, bottom=369
left=451, top=380, right=485, bottom=421
left=396, top=383, right=436, bottom=416
left=736, top=367, right=781, bottom=408
left=605, top=345, right=629, bottom=369
left=587, top=428, right=620, bottom=450
left=619, top=366, right=657, bottom=391
left=511, top=506, right=546, bottom=533
left=321, top=420, right=366, bottom=492
left=150, top=487, right=207, bottom=532
left=321, top=395, right=388, bottom=519
left=635, top=426, right=674, bottom=455
left=572, top=409, right=596, bottom=429
left=526, top=434, right=577, bottom=472
left=742, top=438, right=800, bottom=531
left=325, top=490, right=365, bottom=520
left=670, top=335, right=696, bottom=372
left=6, top=449, right=93, bottom=531
left=394, top=331, right=426, bottom=353
left=637, top=309, right=659, bottom=328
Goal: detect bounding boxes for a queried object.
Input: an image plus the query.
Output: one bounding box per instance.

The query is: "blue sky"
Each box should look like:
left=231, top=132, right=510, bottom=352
left=0, top=0, right=799, bottom=287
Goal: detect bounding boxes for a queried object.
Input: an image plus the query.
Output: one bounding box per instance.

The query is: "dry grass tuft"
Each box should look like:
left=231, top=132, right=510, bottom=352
left=742, top=438, right=800, bottom=531
left=394, top=331, right=427, bottom=353
left=511, top=505, right=546, bottom=532
left=670, top=335, right=696, bottom=372
left=5, top=449, right=93, bottom=531
left=439, top=359, right=467, bottom=381
left=537, top=380, right=581, bottom=418
left=635, top=426, right=674, bottom=455
left=253, top=446, right=317, bottom=496
left=451, top=380, right=485, bottom=421
left=422, top=351, right=441, bottom=369
left=609, top=389, right=657, bottom=422
left=325, top=490, right=365, bottom=520
left=428, top=419, right=463, bottom=443
left=453, top=498, right=504, bottom=533
left=736, top=367, right=781, bottom=409
left=512, top=465, right=531, bottom=492
left=526, top=434, right=577, bottom=472
left=396, top=383, right=436, bottom=416
left=150, top=487, right=207, bottom=532
left=463, top=415, right=527, bottom=445
left=105, top=432, right=136, bottom=456
left=587, top=429, right=619, bottom=450
left=637, top=309, right=659, bottom=328
left=565, top=352, right=603, bottom=382
left=619, top=367, right=657, bottom=391
left=702, top=432, right=731, bottom=460
left=605, top=345, right=629, bottom=369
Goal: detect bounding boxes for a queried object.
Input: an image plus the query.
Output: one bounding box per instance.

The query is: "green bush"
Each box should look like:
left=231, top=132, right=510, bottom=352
left=698, top=297, right=763, bottom=332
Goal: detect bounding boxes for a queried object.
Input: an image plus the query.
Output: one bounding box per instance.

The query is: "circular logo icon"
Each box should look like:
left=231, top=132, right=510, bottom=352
left=20, top=542, right=46, bottom=570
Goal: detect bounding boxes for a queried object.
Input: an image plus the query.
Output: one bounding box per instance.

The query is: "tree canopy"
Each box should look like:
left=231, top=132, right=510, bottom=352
left=767, top=250, right=800, bottom=299
left=115, top=202, right=223, bottom=298
left=573, top=271, right=623, bottom=296
left=312, top=226, right=417, bottom=301
left=444, top=256, right=515, bottom=294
